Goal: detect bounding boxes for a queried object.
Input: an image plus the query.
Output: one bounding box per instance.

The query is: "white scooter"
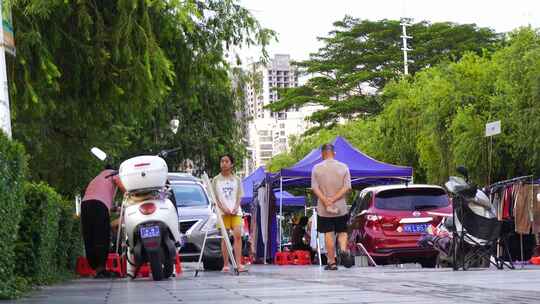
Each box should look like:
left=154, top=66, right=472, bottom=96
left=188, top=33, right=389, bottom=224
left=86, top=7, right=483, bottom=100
left=91, top=147, right=181, bottom=281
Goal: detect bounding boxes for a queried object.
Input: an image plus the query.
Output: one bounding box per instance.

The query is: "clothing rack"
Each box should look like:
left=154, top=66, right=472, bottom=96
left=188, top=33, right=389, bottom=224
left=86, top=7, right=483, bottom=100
left=488, top=175, right=534, bottom=191
left=488, top=175, right=535, bottom=268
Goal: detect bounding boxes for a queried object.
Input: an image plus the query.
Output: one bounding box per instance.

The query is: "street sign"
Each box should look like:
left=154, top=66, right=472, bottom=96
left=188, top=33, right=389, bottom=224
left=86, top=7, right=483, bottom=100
left=485, top=120, right=501, bottom=137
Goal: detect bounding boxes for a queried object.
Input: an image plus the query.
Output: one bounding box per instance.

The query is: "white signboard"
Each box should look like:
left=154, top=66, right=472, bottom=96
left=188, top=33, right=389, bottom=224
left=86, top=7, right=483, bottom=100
left=0, top=1, right=13, bottom=138
left=485, top=120, right=501, bottom=137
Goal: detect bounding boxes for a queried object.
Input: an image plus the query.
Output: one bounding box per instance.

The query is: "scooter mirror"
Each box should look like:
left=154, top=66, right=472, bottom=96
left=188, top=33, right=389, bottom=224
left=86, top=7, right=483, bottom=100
left=91, top=147, right=107, bottom=161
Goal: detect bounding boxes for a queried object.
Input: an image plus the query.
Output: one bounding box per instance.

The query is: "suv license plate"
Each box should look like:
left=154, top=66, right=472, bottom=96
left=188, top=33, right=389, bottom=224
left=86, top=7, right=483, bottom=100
left=403, top=224, right=429, bottom=233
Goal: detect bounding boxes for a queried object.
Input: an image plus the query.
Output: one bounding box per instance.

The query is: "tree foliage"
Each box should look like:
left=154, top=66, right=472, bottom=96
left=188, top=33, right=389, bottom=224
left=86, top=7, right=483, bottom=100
left=268, top=28, right=540, bottom=186
left=0, top=132, right=27, bottom=299
left=8, top=0, right=274, bottom=194
left=266, top=18, right=500, bottom=128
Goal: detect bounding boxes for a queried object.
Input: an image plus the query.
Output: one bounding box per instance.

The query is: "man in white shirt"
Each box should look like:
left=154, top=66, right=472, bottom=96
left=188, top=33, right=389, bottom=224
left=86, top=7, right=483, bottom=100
left=212, top=154, right=246, bottom=272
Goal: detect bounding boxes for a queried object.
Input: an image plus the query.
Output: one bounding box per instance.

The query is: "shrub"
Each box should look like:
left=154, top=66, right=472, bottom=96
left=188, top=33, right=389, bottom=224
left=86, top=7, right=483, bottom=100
left=56, top=199, right=83, bottom=273
left=0, top=132, right=27, bottom=299
left=14, top=182, right=61, bottom=284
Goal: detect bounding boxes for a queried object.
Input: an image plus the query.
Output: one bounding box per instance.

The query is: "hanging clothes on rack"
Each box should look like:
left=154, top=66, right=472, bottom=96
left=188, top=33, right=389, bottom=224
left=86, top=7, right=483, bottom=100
left=492, top=192, right=502, bottom=221
left=515, top=183, right=530, bottom=234
left=502, top=185, right=513, bottom=219
left=513, top=183, right=540, bottom=234
left=487, top=176, right=537, bottom=262
left=530, top=185, right=540, bottom=233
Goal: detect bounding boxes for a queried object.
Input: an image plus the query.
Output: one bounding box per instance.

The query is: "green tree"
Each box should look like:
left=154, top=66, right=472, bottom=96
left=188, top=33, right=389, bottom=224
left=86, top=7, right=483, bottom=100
left=269, top=28, right=540, bottom=186
left=360, top=53, right=496, bottom=185
left=9, top=0, right=274, bottom=194
left=488, top=27, right=540, bottom=180
left=266, top=18, right=500, bottom=129
left=130, top=0, right=275, bottom=176
left=9, top=0, right=176, bottom=194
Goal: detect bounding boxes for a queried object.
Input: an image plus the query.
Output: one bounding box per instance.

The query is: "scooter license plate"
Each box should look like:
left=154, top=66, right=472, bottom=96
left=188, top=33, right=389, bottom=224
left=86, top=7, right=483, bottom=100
left=140, top=226, right=160, bottom=238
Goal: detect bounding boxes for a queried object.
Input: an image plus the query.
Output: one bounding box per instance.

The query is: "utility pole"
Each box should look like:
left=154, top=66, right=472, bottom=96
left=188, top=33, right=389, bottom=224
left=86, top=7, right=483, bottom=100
left=0, top=1, right=14, bottom=138
left=400, top=18, right=412, bottom=76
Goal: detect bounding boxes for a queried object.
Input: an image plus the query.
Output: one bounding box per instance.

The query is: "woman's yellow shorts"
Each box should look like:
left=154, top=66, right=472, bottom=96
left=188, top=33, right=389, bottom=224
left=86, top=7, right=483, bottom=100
left=219, top=215, right=242, bottom=229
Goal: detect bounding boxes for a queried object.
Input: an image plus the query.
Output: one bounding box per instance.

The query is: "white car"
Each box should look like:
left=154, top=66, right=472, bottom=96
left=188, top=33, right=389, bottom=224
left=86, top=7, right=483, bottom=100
left=169, top=173, right=224, bottom=270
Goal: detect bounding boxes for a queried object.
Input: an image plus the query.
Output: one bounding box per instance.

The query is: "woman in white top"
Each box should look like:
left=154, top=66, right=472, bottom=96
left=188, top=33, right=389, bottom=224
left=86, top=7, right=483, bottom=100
left=212, top=154, right=247, bottom=272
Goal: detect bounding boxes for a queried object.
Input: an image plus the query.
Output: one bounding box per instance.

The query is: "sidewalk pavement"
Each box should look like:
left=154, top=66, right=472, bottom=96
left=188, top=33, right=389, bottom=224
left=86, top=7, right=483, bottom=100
left=8, top=263, right=540, bottom=303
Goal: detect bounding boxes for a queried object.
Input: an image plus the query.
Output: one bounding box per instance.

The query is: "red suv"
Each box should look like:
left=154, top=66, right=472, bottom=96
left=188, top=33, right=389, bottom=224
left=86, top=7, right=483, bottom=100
left=348, top=184, right=451, bottom=267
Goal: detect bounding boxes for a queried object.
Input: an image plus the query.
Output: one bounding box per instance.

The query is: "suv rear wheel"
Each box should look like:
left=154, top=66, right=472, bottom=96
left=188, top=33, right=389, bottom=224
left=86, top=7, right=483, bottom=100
left=420, top=257, right=437, bottom=268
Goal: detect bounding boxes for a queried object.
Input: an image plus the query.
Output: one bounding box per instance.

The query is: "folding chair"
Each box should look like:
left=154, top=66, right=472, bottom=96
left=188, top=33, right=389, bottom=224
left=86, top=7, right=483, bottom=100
left=454, top=203, right=514, bottom=270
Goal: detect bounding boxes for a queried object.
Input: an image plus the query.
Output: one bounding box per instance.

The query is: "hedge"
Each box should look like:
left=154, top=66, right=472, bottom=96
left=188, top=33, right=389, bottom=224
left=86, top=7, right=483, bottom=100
left=13, top=182, right=83, bottom=286
left=0, top=132, right=82, bottom=299
left=0, top=132, right=28, bottom=299
left=56, top=199, right=83, bottom=274
left=15, top=182, right=62, bottom=284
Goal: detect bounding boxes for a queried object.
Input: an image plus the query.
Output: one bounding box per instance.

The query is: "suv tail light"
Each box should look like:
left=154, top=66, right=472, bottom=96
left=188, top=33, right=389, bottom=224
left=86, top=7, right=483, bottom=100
left=366, top=215, right=382, bottom=221
left=139, top=203, right=156, bottom=215
left=365, top=214, right=382, bottom=231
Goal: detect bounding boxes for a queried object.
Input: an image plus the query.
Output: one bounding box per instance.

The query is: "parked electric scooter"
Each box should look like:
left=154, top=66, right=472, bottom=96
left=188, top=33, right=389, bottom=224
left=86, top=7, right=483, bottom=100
left=419, top=167, right=498, bottom=269
left=91, top=147, right=181, bottom=281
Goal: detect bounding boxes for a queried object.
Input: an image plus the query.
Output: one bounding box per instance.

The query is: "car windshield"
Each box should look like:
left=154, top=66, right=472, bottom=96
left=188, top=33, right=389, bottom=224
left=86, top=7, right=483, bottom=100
left=375, top=188, right=449, bottom=211
left=171, top=184, right=208, bottom=207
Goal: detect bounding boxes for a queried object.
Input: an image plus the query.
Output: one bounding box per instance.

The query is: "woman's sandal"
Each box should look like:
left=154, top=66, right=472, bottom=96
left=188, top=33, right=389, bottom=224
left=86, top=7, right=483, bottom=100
left=238, top=265, right=248, bottom=273
left=222, top=266, right=230, bottom=273
left=324, top=263, right=338, bottom=271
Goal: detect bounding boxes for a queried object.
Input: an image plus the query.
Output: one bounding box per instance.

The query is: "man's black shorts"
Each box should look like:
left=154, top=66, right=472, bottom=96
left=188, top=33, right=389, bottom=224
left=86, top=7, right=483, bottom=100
left=318, top=215, right=348, bottom=233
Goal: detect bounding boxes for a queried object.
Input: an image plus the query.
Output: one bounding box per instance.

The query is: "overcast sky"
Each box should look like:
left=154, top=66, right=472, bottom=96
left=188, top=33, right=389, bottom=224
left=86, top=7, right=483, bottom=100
left=238, top=0, right=539, bottom=62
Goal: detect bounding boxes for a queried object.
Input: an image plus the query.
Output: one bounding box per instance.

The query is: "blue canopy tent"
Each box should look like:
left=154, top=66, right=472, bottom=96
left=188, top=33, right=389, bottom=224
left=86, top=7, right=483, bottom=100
left=277, top=136, right=413, bottom=187
left=241, top=167, right=306, bottom=263
left=272, top=136, right=414, bottom=250
left=273, top=190, right=305, bottom=207
left=241, top=166, right=266, bottom=205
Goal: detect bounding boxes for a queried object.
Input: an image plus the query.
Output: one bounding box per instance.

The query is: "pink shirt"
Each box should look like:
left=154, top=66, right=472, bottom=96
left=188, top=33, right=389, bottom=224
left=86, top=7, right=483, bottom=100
left=82, top=170, right=120, bottom=210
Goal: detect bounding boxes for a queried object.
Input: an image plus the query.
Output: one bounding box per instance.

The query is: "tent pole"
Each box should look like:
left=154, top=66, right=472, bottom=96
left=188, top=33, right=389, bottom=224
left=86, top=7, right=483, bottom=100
left=280, top=177, right=283, bottom=252
left=264, top=184, right=268, bottom=264
left=304, top=189, right=308, bottom=216
left=315, top=210, right=322, bottom=267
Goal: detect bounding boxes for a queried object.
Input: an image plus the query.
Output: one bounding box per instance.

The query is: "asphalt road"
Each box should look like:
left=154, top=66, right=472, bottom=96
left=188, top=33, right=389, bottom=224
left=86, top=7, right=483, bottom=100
left=8, top=263, right=540, bottom=304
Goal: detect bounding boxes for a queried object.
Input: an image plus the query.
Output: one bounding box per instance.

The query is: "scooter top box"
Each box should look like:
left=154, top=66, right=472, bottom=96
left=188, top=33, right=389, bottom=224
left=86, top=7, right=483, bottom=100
left=119, top=155, right=168, bottom=192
